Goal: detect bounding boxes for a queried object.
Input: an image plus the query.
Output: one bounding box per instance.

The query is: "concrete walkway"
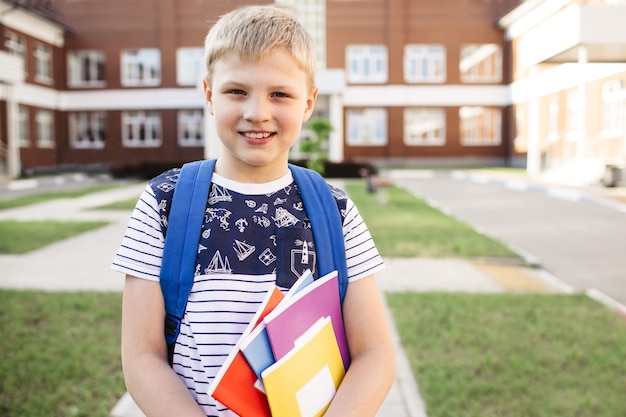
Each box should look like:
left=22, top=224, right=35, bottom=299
left=0, top=179, right=577, bottom=417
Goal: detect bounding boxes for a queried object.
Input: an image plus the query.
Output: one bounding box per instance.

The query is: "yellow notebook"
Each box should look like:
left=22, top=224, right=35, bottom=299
left=261, top=316, right=345, bottom=417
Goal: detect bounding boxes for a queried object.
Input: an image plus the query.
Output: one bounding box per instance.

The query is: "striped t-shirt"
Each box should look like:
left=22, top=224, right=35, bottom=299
left=111, top=167, right=384, bottom=417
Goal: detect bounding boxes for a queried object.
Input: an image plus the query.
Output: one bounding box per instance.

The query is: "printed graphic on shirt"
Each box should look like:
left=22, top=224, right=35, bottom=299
left=149, top=168, right=348, bottom=290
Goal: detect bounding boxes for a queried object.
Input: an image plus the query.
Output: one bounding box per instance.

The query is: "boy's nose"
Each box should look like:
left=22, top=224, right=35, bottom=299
left=243, top=96, right=271, bottom=122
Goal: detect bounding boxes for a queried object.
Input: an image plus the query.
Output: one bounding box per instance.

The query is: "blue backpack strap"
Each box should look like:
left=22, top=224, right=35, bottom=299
left=289, top=164, right=348, bottom=303
left=161, top=159, right=215, bottom=366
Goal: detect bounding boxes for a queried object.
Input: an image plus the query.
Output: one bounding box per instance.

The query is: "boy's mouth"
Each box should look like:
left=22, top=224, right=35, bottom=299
left=241, top=131, right=277, bottom=145
left=242, top=131, right=273, bottom=139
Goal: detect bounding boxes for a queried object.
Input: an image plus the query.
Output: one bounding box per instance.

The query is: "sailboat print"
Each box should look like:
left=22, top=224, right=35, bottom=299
left=205, top=250, right=232, bottom=274
left=233, top=240, right=255, bottom=261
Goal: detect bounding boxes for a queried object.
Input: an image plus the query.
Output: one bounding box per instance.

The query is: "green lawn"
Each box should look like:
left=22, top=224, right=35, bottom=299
left=387, top=292, right=626, bottom=417
left=1, top=176, right=624, bottom=417
left=349, top=180, right=626, bottom=417
left=0, top=183, right=124, bottom=211
left=346, top=182, right=520, bottom=259
left=0, top=291, right=125, bottom=417
left=0, top=220, right=108, bottom=254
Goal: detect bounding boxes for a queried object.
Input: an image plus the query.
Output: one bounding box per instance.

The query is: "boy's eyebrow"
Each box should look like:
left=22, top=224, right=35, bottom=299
left=221, top=79, right=300, bottom=92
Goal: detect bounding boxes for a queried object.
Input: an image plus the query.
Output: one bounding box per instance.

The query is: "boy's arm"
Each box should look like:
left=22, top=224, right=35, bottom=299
left=121, top=275, right=206, bottom=417
left=324, top=274, right=396, bottom=417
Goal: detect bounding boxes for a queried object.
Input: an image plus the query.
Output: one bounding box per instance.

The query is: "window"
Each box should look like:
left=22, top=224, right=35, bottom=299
left=34, top=43, right=52, bottom=83
left=346, top=108, right=387, bottom=146
left=68, top=50, right=106, bottom=87
left=176, top=48, right=205, bottom=86
left=121, top=49, right=161, bottom=86
left=404, top=45, right=446, bottom=83
left=178, top=110, right=204, bottom=147
left=18, top=106, right=29, bottom=147
left=514, top=105, right=527, bottom=153
left=601, top=80, right=624, bottom=135
left=459, top=107, right=501, bottom=146
left=69, top=112, right=107, bottom=149
left=460, top=44, right=502, bottom=83
left=547, top=96, right=559, bottom=142
left=122, top=111, right=161, bottom=147
left=36, top=110, right=54, bottom=148
left=5, top=32, right=27, bottom=73
left=404, top=108, right=446, bottom=146
left=277, top=0, right=326, bottom=68
left=346, top=45, right=387, bottom=84
left=566, top=89, right=583, bottom=140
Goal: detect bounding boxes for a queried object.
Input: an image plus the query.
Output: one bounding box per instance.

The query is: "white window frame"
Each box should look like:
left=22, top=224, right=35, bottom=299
left=547, top=95, right=559, bottom=143
left=176, top=48, right=205, bottom=86
left=68, top=50, right=106, bottom=88
left=566, top=89, right=583, bottom=141
left=36, top=110, right=54, bottom=148
left=404, top=45, right=446, bottom=83
left=34, top=43, right=52, bottom=83
left=18, top=106, right=29, bottom=147
left=404, top=108, right=446, bottom=146
left=178, top=110, right=204, bottom=147
left=346, top=108, right=388, bottom=146
left=69, top=112, right=107, bottom=149
left=601, top=80, right=625, bottom=137
left=277, top=0, right=326, bottom=68
left=121, top=49, right=161, bottom=87
left=5, top=31, right=27, bottom=73
left=514, top=104, right=527, bottom=153
left=459, top=106, right=502, bottom=146
left=346, top=45, right=388, bottom=84
left=122, top=111, right=161, bottom=147
left=460, top=44, right=502, bottom=83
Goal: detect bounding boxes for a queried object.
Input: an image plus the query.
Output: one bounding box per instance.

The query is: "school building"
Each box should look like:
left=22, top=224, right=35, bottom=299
left=1, top=0, right=625, bottom=185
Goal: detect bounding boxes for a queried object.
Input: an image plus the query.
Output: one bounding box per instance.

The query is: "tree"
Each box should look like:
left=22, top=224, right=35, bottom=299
left=299, top=118, right=332, bottom=174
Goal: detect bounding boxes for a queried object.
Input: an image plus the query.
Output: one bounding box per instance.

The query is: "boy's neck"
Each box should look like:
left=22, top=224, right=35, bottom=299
left=214, top=158, right=289, bottom=184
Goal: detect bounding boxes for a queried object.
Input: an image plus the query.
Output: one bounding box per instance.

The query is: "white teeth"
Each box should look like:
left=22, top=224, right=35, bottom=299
left=243, top=132, right=272, bottom=139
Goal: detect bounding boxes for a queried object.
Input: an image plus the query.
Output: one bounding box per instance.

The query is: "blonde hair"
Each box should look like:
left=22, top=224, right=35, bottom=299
left=204, top=4, right=316, bottom=87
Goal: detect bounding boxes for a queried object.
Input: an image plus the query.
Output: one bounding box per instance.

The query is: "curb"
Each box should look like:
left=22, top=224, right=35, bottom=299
left=586, top=288, right=626, bottom=320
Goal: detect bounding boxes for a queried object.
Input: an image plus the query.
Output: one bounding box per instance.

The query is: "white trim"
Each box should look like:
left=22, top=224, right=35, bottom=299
left=499, top=0, right=572, bottom=40
left=343, top=85, right=511, bottom=107
left=0, top=4, right=65, bottom=47
left=510, top=63, right=626, bottom=104
left=13, top=84, right=511, bottom=111
left=12, top=84, right=205, bottom=111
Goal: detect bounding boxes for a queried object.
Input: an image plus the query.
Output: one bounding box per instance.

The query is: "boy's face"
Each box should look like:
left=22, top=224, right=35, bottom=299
left=204, top=48, right=318, bottom=182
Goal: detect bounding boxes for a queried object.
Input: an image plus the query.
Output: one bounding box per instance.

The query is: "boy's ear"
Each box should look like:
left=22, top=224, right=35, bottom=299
left=202, top=77, right=214, bottom=115
left=303, top=86, right=319, bottom=123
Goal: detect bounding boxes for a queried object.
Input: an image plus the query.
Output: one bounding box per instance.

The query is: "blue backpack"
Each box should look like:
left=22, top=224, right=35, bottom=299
left=160, top=159, right=348, bottom=365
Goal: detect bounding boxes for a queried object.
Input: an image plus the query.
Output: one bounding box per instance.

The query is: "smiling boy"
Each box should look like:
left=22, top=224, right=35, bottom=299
left=113, top=5, right=395, bottom=417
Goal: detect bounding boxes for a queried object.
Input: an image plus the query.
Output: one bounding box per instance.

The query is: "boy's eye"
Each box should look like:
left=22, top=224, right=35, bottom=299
left=271, top=92, right=289, bottom=98
left=229, top=89, right=246, bottom=95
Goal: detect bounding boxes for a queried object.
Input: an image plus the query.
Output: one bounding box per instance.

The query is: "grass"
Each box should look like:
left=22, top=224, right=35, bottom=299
left=0, top=291, right=125, bottom=417
left=0, top=184, right=124, bottom=211
left=0, top=220, right=109, bottom=254
left=1, top=175, right=624, bottom=417
left=346, top=182, right=520, bottom=259
left=387, top=292, right=626, bottom=417
left=348, top=179, right=626, bottom=416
